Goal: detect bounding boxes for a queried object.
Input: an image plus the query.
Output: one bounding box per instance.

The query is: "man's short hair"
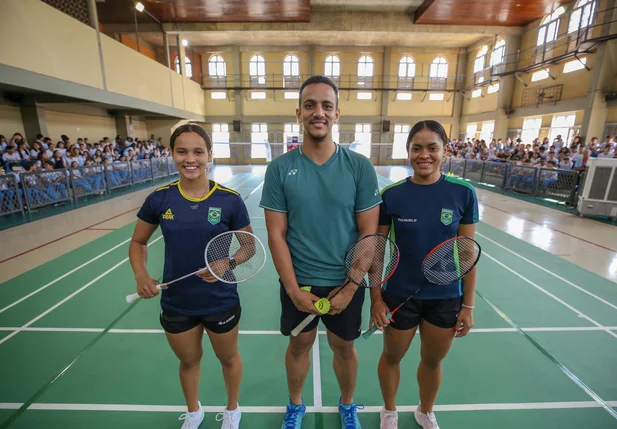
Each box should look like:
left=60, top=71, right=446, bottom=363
left=298, top=75, right=339, bottom=107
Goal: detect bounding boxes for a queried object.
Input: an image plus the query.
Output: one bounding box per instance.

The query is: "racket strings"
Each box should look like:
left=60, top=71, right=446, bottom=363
left=205, top=231, right=266, bottom=283
left=423, top=237, right=480, bottom=285
left=344, top=234, right=399, bottom=287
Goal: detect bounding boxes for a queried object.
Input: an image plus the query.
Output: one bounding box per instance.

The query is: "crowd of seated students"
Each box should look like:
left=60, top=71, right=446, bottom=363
left=446, top=134, right=616, bottom=195
left=446, top=134, right=617, bottom=172
left=0, top=132, right=172, bottom=211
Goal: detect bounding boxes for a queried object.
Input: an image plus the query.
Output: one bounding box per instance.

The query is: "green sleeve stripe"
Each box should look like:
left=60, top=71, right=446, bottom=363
left=444, top=175, right=476, bottom=193
left=380, top=178, right=407, bottom=195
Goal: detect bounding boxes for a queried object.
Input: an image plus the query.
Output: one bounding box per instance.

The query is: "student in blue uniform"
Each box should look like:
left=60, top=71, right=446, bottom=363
left=260, top=76, right=381, bottom=429
left=129, top=124, right=252, bottom=429
left=370, top=120, right=479, bottom=429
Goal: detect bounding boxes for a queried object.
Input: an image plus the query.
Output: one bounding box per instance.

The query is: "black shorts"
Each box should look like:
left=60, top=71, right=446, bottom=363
left=383, top=291, right=462, bottom=330
left=280, top=281, right=365, bottom=341
left=160, top=304, right=241, bottom=334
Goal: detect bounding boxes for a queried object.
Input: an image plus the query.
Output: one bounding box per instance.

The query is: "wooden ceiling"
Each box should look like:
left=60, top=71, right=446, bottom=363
left=414, top=0, right=572, bottom=27
left=96, top=0, right=311, bottom=24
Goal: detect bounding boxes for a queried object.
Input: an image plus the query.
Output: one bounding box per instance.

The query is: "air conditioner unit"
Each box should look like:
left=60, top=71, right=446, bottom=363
left=577, top=158, right=617, bottom=219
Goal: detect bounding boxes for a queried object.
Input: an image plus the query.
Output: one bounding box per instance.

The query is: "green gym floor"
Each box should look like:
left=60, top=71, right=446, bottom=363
left=1, top=167, right=616, bottom=428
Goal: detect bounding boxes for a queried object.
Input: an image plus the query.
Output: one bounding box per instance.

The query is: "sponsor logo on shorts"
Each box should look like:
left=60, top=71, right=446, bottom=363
left=397, top=217, right=417, bottom=222
left=218, top=314, right=236, bottom=325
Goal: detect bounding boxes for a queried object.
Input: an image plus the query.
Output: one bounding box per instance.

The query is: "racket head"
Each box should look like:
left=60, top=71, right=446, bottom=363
left=204, top=231, right=267, bottom=283
left=422, top=236, right=481, bottom=285
left=344, top=233, right=399, bottom=288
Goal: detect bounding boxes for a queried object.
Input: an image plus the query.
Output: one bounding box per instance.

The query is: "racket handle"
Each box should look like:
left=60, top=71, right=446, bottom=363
left=291, top=314, right=317, bottom=337
left=125, top=284, right=163, bottom=304
left=362, top=313, right=393, bottom=339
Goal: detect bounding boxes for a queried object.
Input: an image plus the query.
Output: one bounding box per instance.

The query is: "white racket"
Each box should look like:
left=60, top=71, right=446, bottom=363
left=126, top=230, right=266, bottom=303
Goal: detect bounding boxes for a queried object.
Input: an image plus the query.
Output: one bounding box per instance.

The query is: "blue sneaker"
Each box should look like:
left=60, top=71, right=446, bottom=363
left=281, top=398, right=306, bottom=429
left=338, top=397, right=364, bottom=428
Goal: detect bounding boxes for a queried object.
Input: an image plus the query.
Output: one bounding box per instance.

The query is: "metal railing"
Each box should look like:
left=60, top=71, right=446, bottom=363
left=441, top=157, right=581, bottom=204
left=1, top=157, right=179, bottom=217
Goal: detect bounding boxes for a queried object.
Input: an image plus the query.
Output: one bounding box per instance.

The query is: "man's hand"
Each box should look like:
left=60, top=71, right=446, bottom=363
left=289, top=288, right=322, bottom=315
left=327, top=281, right=358, bottom=315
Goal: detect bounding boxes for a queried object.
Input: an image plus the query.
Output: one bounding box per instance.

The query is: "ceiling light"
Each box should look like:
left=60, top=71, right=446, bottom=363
left=135, top=2, right=145, bottom=12
left=182, top=39, right=188, bottom=47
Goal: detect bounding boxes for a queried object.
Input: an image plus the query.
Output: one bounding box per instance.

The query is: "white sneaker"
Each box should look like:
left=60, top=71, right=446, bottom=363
left=179, top=401, right=205, bottom=429
left=380, top=407, right=398, bottom=429
left=216, top=404, right=242, bottom=429
left=414, top=404, right=440, bottom=429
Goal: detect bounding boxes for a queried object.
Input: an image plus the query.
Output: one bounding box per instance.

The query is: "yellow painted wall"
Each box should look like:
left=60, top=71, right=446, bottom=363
left=388, top=93, right=454, bottom=117
left=0, top=106, right=25, bottom=137
left=183, top=79, right=207, bottom=116
left=0, top=0, right=103, bottom=89
left=607, top=107, right=617, bottom=123
left=243, top=92, right=299, bottom=116
left=102, top=35, right=172, bottom=107
left=45, top=110, right=116, bottom=143
left=206, top=94, right=236, bottom=116
left=339, top=93, right=382, bottom=116
left=132, top=120, right=148, bottom=140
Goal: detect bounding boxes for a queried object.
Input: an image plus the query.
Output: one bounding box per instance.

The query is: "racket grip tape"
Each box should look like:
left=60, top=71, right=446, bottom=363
left=291, top=314, right=317, bottom=337
left=125, top=284, right=164, bottom=304
left=362, top=313, right=393, bottom=339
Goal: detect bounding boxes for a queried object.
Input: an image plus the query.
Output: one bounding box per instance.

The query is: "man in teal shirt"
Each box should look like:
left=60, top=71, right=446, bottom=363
left=260, top=76, right=380, bottom=429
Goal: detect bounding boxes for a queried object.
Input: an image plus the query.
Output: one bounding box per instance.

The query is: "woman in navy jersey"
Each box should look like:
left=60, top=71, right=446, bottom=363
left=370, top=120, right=479, bottom=429
left=129, top=124, right=252, bottom=429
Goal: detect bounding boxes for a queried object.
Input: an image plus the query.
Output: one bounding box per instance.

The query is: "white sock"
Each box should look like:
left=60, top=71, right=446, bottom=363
left=226, top=404, right=240, bottom=413
left=383, top=408, right=397, bottom=416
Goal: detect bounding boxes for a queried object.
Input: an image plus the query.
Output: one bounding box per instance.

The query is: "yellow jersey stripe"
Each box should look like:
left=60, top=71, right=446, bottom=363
left=177, top=181, right=218, bottom=202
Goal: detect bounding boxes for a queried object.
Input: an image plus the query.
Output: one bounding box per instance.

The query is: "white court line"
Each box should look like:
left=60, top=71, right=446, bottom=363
left=477, top=232, right=617, bottom=310
left=0, top=238, right=132, bottom=314
left=312, top=334, right=323, bottom=411
left=483, top=252, right=617, bottom=340
left=0, top=236, right=164, bottom=346
left=0, top=172, right=256, bottom=314
left=2, top=326, right=617, bottom=334
left=0, top=401, right=616, bottom=413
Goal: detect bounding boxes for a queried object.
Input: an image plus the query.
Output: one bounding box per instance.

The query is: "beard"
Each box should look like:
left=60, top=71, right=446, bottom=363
left=306, top=127, right=329, bottom=143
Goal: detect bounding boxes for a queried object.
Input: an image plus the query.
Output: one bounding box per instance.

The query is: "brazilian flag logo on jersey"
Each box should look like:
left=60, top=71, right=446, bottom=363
left=208, top=207, right=222, bottom=225
left=441, top=209, right=453, bottom=226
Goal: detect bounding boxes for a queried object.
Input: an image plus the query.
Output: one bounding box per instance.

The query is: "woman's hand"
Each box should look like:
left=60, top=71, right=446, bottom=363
left=454, top=307, right=474, bottom=338
left=136, top=274, right=161, bottom=299
left=369, top=299, right=391, bottom=332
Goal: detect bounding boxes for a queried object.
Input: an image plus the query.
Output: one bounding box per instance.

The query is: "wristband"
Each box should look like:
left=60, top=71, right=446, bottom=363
left=462, top=303, right=475, bottom=309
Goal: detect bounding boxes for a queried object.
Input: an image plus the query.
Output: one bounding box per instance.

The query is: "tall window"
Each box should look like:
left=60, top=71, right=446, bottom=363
left=283, top=54, right=300, bottom=88
left=537, top=7, right=565, bottom=46
left=357, top=55, right=374, bottom=88
left=490, top=39, right=506, bottom=74
left=521, top=117, right=542, bottom=143
left=480, top=121, right=495, bottom=142
left=332, top=124, right=339, bottom=144
left=548, top=114, right=576, bottom=144
left=324, top=55, right=340, bottom=84
left=398, top=56, right=415, bottom=89
left=392, top=124, right=410, bottom=159
left=568, top=0, right=596, bottom=34
left=429, top=56, right=448, bottom=90
left=212, top=123, right=230, bottom=158
left=474, top=46, right=488, bottom=73
left=353, top=124, right=372, bottom=158
left=208, top=55, right=226, bottom=88
left=251, top=123, right=269, bottom=159
left=175, top=56, right=192, bottom=78
left=249, top=55, right=266, bottom=86
left=466, top=124, right=478, bottom=141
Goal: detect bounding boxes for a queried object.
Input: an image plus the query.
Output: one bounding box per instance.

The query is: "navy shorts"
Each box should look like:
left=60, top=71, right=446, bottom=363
left=160, top=304, right=241, bottom=334
left=383, top=291, right=462, bottom=330
left=280, top=281, right=365, bottom=341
